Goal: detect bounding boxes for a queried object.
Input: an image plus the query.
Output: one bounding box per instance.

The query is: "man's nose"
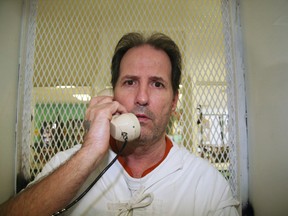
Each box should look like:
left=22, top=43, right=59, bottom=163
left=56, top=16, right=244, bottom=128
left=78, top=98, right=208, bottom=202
left=135, top=85, right=149, bottom=106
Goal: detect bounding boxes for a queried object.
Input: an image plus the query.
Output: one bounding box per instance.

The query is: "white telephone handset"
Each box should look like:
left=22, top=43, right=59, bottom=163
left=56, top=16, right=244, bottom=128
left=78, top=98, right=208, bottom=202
left=97, top=88, right=141, bottom=142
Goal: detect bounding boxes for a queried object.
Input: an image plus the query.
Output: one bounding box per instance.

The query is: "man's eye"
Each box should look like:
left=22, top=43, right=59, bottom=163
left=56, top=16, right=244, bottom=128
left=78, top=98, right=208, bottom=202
left=153, top=82, right=164, bottom=88
left=124, top=80, right=134, bottom=85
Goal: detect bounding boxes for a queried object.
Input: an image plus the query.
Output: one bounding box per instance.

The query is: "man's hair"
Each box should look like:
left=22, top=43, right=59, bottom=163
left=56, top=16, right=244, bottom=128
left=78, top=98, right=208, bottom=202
left=111, top=32, right=182, bottom=95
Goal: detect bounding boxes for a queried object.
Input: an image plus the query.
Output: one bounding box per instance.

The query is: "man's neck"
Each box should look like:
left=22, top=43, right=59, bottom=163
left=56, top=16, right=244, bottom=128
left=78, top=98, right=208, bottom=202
left=116, top=136, right=167, bottom=178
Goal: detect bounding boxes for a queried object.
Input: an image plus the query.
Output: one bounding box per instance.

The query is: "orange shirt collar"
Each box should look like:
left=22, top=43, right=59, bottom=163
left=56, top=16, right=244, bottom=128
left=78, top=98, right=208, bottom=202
left=110, top=136, right=173, bottom=177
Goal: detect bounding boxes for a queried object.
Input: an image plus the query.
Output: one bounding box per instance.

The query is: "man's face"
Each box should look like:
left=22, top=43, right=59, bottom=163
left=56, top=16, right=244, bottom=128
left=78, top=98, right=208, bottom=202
left=114, top=44, right=178, bottom=143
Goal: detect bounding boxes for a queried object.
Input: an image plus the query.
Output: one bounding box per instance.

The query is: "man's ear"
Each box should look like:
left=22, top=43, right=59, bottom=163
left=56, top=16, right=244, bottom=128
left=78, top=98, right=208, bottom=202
left=171, top=91, right=179, bottom=111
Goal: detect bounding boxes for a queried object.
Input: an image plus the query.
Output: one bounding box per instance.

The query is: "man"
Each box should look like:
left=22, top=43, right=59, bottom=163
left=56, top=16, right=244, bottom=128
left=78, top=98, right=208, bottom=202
left=0, top=32, right=239, bottom=215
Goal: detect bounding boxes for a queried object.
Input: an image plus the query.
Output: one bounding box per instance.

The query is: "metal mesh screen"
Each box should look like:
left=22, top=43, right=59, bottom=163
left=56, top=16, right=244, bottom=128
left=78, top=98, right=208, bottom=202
left=17, top=0, right=241, bottom=200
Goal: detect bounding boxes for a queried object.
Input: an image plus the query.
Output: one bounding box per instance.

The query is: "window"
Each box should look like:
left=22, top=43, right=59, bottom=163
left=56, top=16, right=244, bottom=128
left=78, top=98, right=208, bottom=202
left=16, top=0, right=247, bottom=209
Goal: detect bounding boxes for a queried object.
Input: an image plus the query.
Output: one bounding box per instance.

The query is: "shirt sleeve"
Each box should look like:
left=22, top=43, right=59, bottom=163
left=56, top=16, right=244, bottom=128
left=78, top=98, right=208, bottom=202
left=194, top=158, right=240, bottom=216
left=207, top=174, right=240, bottom=216
left=209, top=194, right=240, bottom=216
left=30, top=144, right=81, bottom=184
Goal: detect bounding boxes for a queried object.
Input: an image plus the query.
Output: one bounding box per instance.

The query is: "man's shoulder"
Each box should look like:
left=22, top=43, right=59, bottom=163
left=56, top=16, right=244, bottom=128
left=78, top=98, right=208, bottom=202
left=32, top=144, right=82, bottom=182
left=170, top=141, right=225, bottom=180
left=49, top=144, right=82, bottom=164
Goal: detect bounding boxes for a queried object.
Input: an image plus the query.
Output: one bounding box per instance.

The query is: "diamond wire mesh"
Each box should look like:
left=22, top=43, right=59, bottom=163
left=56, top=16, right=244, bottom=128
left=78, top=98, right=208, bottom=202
left=19, top=0, right=239, bottom=198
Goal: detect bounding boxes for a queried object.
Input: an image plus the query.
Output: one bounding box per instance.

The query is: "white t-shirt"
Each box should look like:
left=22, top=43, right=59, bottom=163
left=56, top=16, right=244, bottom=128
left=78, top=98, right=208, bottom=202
left=35, top=139, right=239, bottom=216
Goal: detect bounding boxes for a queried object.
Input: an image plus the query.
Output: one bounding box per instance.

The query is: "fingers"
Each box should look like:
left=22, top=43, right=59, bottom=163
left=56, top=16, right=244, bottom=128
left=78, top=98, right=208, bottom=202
left=87, top=96, right=113, bottom=109
left=85, top=96, right=127, bottom=123
left=82, top=95, right=127, bottom=148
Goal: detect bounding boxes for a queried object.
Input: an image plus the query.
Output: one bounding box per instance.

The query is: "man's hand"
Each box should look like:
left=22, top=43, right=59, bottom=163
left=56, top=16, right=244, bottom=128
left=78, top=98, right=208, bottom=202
left=81, top=95, right=127, bottom=171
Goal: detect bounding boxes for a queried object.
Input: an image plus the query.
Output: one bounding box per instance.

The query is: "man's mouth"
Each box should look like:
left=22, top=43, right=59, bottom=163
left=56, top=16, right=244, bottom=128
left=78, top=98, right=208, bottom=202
left=135, top=113, right=150, bottom=122
left=136, top=113, right=148, bottom=119
left=132, top=107, right=154, bottom=123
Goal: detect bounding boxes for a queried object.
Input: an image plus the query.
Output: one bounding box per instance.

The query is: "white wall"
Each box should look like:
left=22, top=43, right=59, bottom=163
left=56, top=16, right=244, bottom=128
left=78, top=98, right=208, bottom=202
left=240, top=0, right=288, bottom=215
left=0, top=0, right=22, bottom=203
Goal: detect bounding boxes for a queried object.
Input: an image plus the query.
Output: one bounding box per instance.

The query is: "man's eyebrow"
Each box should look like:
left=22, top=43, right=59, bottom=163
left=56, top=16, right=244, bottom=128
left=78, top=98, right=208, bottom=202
left=150, top=76, right=168, bottom=84
left=120, top=75, right=139, bottom=80
left=150, top=76, right=164, bottom=80
left=124, top=75, right=138, bottom=79
left=119, top=75, right=168, bottom=84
